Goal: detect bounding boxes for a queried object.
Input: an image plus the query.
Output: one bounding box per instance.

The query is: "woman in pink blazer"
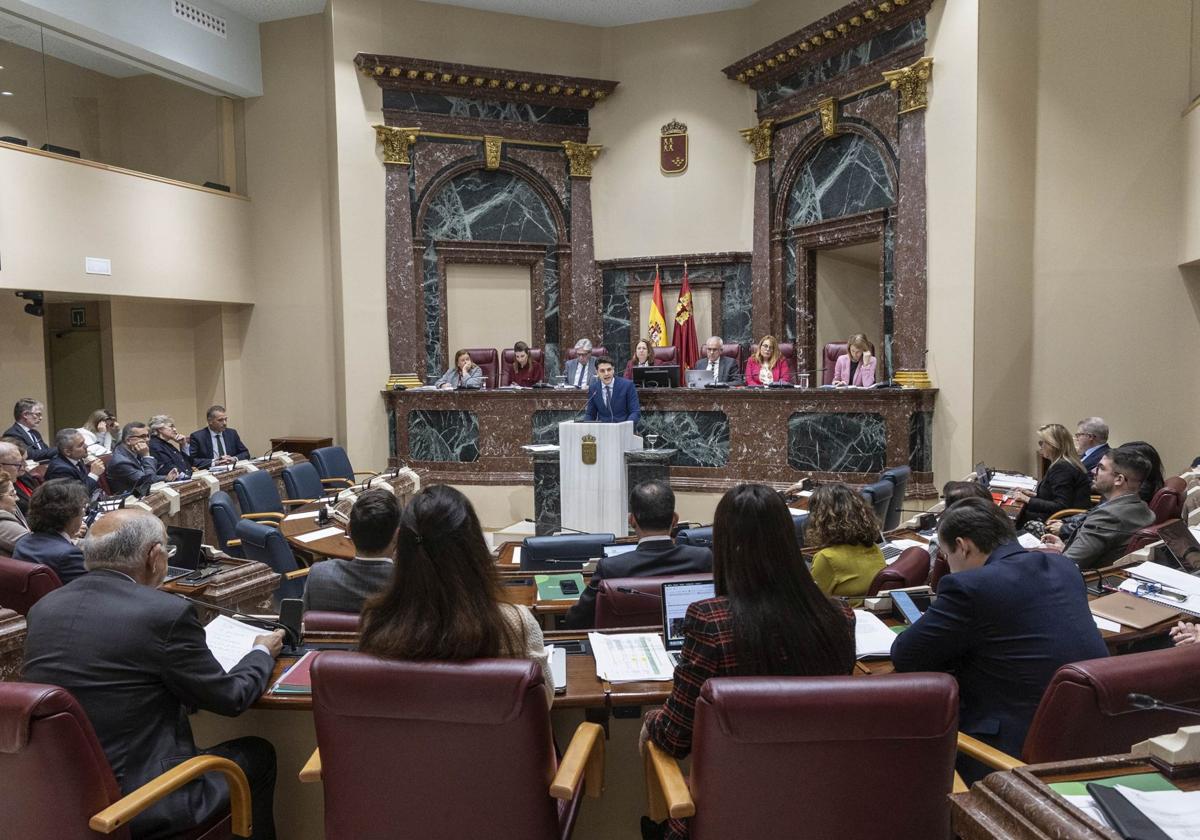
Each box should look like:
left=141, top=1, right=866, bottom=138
left=744, top=334, right=790, bottom=385
left=831, top=333, right=877, bottom=387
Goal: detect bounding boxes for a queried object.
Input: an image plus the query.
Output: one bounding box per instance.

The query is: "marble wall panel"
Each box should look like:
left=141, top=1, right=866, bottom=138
left=601, top=268, right=632, bottom=373
left=532, top=450, right=561, bottom=535
left=788, top=411, right=885, bottom=473
left=785, top=134, right=895, bottom=228
left=532, top=409, right=585, bottom=444
left=387, top=407, right=397, bottom=459
left=542, top=249, right=561, bottom=376
left=507, top=146, right=569, bottom=214
left=909, top=410, right=932, bottom=473
left=841, top=89, right=899, bottom=153
left=413, top=141, right=478, bottom=205
left=721, top=262, right=753, bottom=348
left=421, top=243, right=442, bottom=377
left=881, top=217, right=895, bottom=375
left=638, top=411, right=730, bottom=468
left=408, top=409, right=480, bottom=461
left=383, top=90, right=589, bottom=127
left=422, top=170, right=558, bottom=244
left=782, top=238, right=799, bottom=343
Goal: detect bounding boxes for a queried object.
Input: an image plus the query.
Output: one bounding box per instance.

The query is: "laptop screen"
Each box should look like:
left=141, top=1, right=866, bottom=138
left=165, top=526, right=203, bottom=572
left=1157, top=520, right=1200, bottom=573
left=661, top=580, right=716, bottom=650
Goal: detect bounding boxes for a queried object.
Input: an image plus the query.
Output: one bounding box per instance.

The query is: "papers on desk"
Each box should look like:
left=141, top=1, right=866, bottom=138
left=588, top=632, right=674, bottom=682
left=1064, top=787, right=1200, bottom=840
left=204, top=615, right=265, bottom=673
left=853, top=610, right=898, bottom=659
left=1093, top=615, right=1122, bottom=633
left=272, top=650, right=316, bottom=696
left=1121, top=562, right=1200, bottom=617
left=283, top=510, right=322, bottom=522
left=1017, top=532, right=1043, bottom=549
left=544, top=645, right=567, bottom=692
left=988, top=471, right=1038, bottom=492
left=510, top=546, right=522, bottom=566
left=294, top=526, right=345, bottom=544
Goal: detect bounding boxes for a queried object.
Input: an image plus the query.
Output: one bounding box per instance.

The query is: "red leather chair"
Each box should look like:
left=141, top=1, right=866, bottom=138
left=776, top=342, right=796, bottom=383
left=464, top=348, right=500, bottom=389
left=822, top=342, right=848, bottom=385
left=866, top=547, right=931, bottom=597
left=1148, top=477, right=1186, bottom=524
left=499, top=347, right=545, bottom=386
left=589, top=346, right=609, bottom=361
left=1126, top=518, right=1180, bottom=554
left=302, top=653, right=604, bottom=840
left=303, top=611, right=360, bottom=633
left=721, top=343, right=744, bottom=368
left=646, top=673, right=959, bottom=840
left=651, top=346, right=677, bottom=364
left=594, top=573, right=713, bottom=629
left=0, top=682, right=250, bottom=839
left=929, top=552, right=950, bottom=593
left=0, top=555, right=63, bottom=615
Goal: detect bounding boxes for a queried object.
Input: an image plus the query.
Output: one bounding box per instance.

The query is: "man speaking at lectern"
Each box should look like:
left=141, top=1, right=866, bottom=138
left=584, top=357, right=640, bottom=424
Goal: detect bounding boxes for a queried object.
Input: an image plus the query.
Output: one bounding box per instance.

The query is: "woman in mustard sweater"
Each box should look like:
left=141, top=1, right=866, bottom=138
left=806, top=483, right=885, bottom=598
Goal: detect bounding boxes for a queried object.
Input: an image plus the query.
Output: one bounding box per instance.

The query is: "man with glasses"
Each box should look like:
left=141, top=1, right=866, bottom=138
left=108, top=422, right=171, bottom=495
left=44, top=428, right=107, bottom=490
left=3, top=398, right=55, bottom=461
left=0, top=438, right=37, bottom=515
left=1075, top=416, right=1110, bottom=473
left=692, top=335, right=743, bottom=384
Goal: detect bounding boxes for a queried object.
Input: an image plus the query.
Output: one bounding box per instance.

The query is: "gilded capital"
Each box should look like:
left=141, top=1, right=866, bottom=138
left=739, top=119, right=775, bottom=163
left=817, top=97, right=837, bottom=138
left=882, top=57, right=934, bottom=115
left=484, top=135, right=503, bottom=170
left=562, top=141, right=602, bottom=178
left=373, top=125, right=419, bottom=165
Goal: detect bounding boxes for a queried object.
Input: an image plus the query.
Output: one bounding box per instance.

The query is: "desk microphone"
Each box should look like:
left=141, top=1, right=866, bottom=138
left=616, top=586, right=662, bottom=599
left=1127, top=693, right=1200, bottom=719
left=522, top=518, right=596, bottom=537
left=170, top=592, right=300, bottom=649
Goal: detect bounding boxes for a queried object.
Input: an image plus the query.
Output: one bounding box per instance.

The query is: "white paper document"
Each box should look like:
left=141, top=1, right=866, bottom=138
left=1121, top=562, right=1200, bottom=615
left=521, top=444, right=560, bottom=453
left=588, top=632, right=674, bottom=682
left=854, top=610, right=898, bottom=659
left=1066, top=787, right=1200, bottom=840
left=283, top=510, right=322, bottom=521
left=295, top=526, right=345, bottom=543
left=1017, top=532, right=1043, bottom=549
left=544, top=645, right=567, bottom=692
left=510, top=546, right=522, bottom=566
left=1093, top=615, right=1122, bottom=633
left=989, top=472, right=1038, bottom=492
left=204, top=615, right=264, bottom=673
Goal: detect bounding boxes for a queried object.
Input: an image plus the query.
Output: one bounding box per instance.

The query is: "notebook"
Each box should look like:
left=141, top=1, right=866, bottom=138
left=660, top=579, right=716, bottom=666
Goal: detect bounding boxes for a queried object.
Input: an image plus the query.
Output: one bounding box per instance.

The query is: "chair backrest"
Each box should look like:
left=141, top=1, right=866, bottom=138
left=775, top=342, right=796, bottom=382
left=0, top=682, right=128, bottom=839
left=721, top=343, right=744, bottom=367
left=233, top=469, right=284, bottom=516
left=589, top=346, right=609, bottom=360
left=865, top=546, right=930, bottom=597
left=235, top=519, right=305, bottom=600
left=282, top=462, right=325, bottom=502
left=1126, top=519, right=1178, bottom=554
left=1183, top=484, right=1200, bottom=520
left=929, top=552, right=950, bottom=593
left=304, top=610, right=361, bottom=633
left=822, top=342, right=849, bottom=385
left=1022, top=643, right=1200, bottom=764
left=0, top=555, right=63, bottom=615
left=311, top=653, right=562, bottom=840
left=687, top=674, right=958, bottom=840
left=208, top=490, right=244, bottom=558
left=880, top=466, right=911, bottom=531
left=651, top=346, right=677, bottom=364
left=520, top=533, right=615, bottom=571
left=594, top=573, right=713, bottom=629
left=678, top=515, right=807, bottom=549
left=464, top=348, right=500, bottom=389
left=859, top=480, right=893, bottom=526
left=1148, top=478, right=1185, bottom=524
left=499, top=348, right=545, bottom=386
left=309, top=446, right=355, bottom=484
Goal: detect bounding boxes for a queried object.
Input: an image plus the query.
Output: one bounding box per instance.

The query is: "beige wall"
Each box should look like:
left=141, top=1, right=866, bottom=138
left=0, top=294, right=50, bottom=428
left=446, top=264, right=533, bottom=360
left=1184, top=105, right=1200, bottom=265
left=113, top=73, right=222, bottom=187
left=815, top=250, right=881, bottom=355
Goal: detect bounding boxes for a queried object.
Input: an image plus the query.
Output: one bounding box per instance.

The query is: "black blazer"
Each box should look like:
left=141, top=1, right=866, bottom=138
left=4, top=423, right=56, bottom=461
left=1081, top=443, right=1110, bottom=473
left=12, top=531, right=87, bottom=583
left=563, top=539, right=713, bottom=629
left=186, top=427, right=251, bottom=469
left=106, top=444, right=159, bottom=495
left=22, top=571, right=274, bottom=838
left=149, top=436, right=191, bottom=479
left=43, top=453, right=99, bottom=490
left=1021, top=460, right=1092, bottom=521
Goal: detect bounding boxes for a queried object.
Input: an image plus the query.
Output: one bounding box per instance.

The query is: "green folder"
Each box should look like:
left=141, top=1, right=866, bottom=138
left=535, top=573, right=585, bottom=602
left=1048, top=771, right=1178, bottom=797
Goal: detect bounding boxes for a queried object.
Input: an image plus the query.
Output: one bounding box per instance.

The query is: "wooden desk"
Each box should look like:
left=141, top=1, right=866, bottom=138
left=277, top=471, right=421, bottom=560
left=160, top=559, right=281, bottom=620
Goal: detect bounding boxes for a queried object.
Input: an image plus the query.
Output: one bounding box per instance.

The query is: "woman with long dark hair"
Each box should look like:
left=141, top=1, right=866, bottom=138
left=358, top=484, right=552, bottom=703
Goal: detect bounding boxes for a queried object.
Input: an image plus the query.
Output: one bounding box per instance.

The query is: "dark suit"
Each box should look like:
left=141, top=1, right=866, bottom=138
left=12, top=531, right=87, bottom=583
left=106, top=443, right=159, bottom=495
left=22, top=570, right=276, bottom=839
left=1019, top=460, right=1092, bottom=522
left=891, top=542, right=1108, bottom=781
left=2, top=422, right=55, bottom=461
left=187, top=426, right=251, bottom=470
left=302, top=557, right=393, bottom=613
left=1064, top=492, right=1155, bottom=570
left=149, top=436, right=191, bottom=479
left=43, top=452, right=100, bottom=491
left=1081, top=443, right=1111, bottom=473
left=583, top=376, right=641, bottom=423
left=564, top=357, right=597, bottom=389
left=564, top=538, right=712, bottom=629
left=691, top=355, right=743, bottom=385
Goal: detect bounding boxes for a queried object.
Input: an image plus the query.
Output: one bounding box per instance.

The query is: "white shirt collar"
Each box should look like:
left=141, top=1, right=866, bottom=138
left=355, top=555, right=394, bottom=564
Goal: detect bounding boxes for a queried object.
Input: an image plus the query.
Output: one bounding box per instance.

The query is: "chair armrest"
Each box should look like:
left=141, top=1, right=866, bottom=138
left=1047, top=508, right=1087, bottom=522
left=550, top=721, right=605, bottom=800
left=90, top=755, right=252, bottom=837
left=644, top=741, right=695, bottom=821
left=224, top=538, right=242, bottom=548
left=319, top=478, right=353, bottom=488
left=284, top=567, right=311, bottom=581
left=952, top=772, right=968, bottom=794
left=956, top=732, right=1025, bottom=772
left=240, top=512, right=284, bottom=522
left=281, top=499, right=314, bottom=507
left=299, top=748, right=322, bottom=783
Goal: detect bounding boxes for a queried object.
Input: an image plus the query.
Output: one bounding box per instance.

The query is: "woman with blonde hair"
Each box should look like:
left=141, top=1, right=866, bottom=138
left=77, top=409, right=118, bottom=456
left=1014, top=423, right=1091, bottom=523
left=744, top=334, right=790, bottom=386
left=806, top=483, right=886, bottom=598
left=831, top=334, right=877, bottom=387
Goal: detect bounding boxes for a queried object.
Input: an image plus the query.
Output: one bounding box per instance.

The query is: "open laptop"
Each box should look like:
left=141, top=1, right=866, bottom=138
left=684, top=368, right=714, bottom=389
left=163, top=526, right=204, bottom=581
left=877, top=530, right=903, bottom=562
left=661, top=579, right=717, bottom=666
left=1155, top=520, right=1200, bottom=573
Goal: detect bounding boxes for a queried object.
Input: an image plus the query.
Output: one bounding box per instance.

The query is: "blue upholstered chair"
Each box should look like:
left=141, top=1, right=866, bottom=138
left=232, top=469, right=309, bottom=523
left=309, top=446, right=375, bottom=490
left=880, top=466, right=912, bottom=531
left=676, top=513, right=808, bottom=549
left=860, top=480, right=894, bottom=528
left=235, top=519, right=308, bottom=601
left=208, top=490, right=245, bottom=558
left=282, top=463, right=326, bottom=503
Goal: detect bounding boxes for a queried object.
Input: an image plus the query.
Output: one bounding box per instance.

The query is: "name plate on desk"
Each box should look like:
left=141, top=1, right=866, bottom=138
left=270, top=452, right=295, bottom=467
left=152, top=484, right=182, bottom=516
left=234, top=460, right=259, bottom=472
left=193, top=472, right=221, bottom=491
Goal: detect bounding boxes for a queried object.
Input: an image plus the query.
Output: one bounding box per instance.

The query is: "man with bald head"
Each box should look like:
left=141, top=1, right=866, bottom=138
left=23, top=509, right=283, bottom=839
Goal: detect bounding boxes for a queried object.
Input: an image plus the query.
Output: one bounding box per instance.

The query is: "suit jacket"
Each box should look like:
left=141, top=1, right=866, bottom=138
left=564, top=539, right=712, bottom=629
left=691, top=355, right=743, bottom=384
left=2, top=422, right=55, bottom=461
left=1064, top=492, right=1155, bottom=570
left=832, top=353, right=878, bottom=386
left=891, top=542, right=1109, bottom=772
left=148, top=436, right=191, bottom=479
left=22, top=570, right=273, bottom=839
left=12, top=531, right=87, bottom=583
left=1021, top=459, right=1092, bottom=521
left=107, top=444, right=160, bottom=495
left=43, top=452, right=100, bottom=490
left=301, top=557, right=393, bottom=613
left=433, top=365, right=483, bottom=388
left=744, top=357, right=791, bottom=385
left=583, top=376, right=641, bottom=423
left=1081, top=443, right=1111, bottom=473
left=0, top=508, right=30, bottom=555
left=186, top=426, right=251, bottom=470
left=564, top=357, right=597, bottom=389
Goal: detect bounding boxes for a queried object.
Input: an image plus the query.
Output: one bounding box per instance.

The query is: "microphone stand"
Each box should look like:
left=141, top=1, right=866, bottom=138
left=1128, top=693, right=1200, bottom=719
left=171, top=592, right=299, bottom=650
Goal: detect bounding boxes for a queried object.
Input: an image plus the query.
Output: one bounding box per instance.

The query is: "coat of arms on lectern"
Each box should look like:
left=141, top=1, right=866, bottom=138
left=581, top=434, right=597, bottom=465
left=660, top=119, right=688, bottom=175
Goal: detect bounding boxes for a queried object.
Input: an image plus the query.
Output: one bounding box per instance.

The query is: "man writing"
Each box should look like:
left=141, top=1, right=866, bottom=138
left=43, top=428, right=106, bottom=490
left=108, top=421, right=172, bottom=494
left=692, top=336, right=742, bottom=384
left=188, top=405, right=251, bottom=470
left=583, top=357, right=641, bottom=424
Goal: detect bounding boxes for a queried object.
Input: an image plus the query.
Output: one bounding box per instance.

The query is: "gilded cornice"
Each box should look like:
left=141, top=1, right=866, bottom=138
left=882, top=57, right=934, bottom=114
left=374, top=125, right=419, bottom=165
left=562, top=141, right=602, bottom=178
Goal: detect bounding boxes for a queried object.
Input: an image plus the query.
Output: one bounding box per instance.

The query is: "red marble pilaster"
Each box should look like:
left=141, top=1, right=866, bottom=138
left=567, top=176, right=601, bottom=344
left=892, top=111, right=928, bottom=373
left=750, top=158, right=773, bottom=343
left=385, top=163, right=422, bottom=374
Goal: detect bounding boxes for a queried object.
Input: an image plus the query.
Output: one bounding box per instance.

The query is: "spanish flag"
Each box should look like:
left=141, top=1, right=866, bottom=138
left=647, top=265, right=669, bottom=347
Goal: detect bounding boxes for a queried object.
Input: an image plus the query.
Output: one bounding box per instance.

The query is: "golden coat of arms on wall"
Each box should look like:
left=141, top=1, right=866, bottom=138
left=660, top=119, right=688, bottom=175
left=581, top=434, right=597, bottom=465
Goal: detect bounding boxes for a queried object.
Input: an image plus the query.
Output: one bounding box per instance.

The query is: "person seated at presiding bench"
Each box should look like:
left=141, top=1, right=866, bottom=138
left=830, top=333, right=877, bottom=387
left=744, top=334, right=789, bottom=386
left=359, top=484, right=553, bottom=704
left=303, top=489, right=400, bottom=613
left=623, top=337, right=655, bottom=379
left=43, top=428, right=106, bottom=490
left=435, top=348, right=484, bottom=390
left=148, top=415, right=192, bottom=480
left=564, top=479, right=712, bottom=629
left=806, top=483, right=885, bottom=599
left=0, top=476, right=30, bottom=555
left=564, top=337, right=597, bottom=388
left=108, top=422, right=171, bottom=494
left=12, top=478, right=89, bottom=583
left=506, top=340, right=544, bottom=387
left=78, top=408, right=119, bottom=456
left=188, top=404, right=251, bottom=470
left=3, top=397, right=55, bottom=461
left=692, top=335, right=742, bottom=384
left=1012, top=423, right=1091, bottom=524
left=584, top=357, right=641, bottom=424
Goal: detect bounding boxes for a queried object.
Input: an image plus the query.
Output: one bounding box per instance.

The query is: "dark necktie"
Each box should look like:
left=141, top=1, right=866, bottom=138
left=29, top=429, right=44, bottom=448
left=604, top=385, right=611, bottom=409
left=215, top=434, right=226, bottom=457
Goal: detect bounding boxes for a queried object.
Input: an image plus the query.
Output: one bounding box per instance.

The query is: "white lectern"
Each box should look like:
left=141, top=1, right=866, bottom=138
left=559, top=420, right=641, bottom=536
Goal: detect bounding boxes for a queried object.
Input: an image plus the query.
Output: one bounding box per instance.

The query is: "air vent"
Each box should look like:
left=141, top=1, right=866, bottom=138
left=173, top=0, right=227, bottom=38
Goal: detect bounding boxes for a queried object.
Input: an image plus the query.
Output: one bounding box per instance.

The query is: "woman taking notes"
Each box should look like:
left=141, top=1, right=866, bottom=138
left=831, top=334, right=877, bottom=387
left=506, top=341, right=543, bottom=387
left=744, top=334, right=790, bottom=386
left=623, top=338, right=655, bottom=379
left=806, top=483, right=887, bottom=598
left=1013, top=423, right=1091, bottom=523
left=434, top=349, right=484, bottom=389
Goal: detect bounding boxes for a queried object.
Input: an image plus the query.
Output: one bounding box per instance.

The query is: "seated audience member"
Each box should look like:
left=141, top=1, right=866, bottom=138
left=303, top=489, right=400, bottom=613
left=0, top=437, right=40, bottom=513
left=926, top=480, right=999, bottom=561
left=831, top=333, right=878, bottom=387
left=564, top=479, right=712, bottom=629
left=1075, top=416, right=1111, bottom=473
left=506, top=340, right=544, bottom=387
left=44, top=428, right=106, bottom=490
left=564, top=337, right=597, bottom=388
left=12, top=479, right=89, bottom=583
left=744, top=334, right=789, bottom=386
left=623, top=337, right=655, bottom=378
left=188, top=404, right=251, bottom=470
left=1013, top=423, right=1091, bottom=523
left=359, top=484, right=553, bottom=704
left=78, top=409, right=119, bottom=456
left=1040, top=447, right=1155, bottom=570
left=148, top=415, right=192, bottom=479
left=1120, top=440, right=1164, bottom=504
left=0, top=476, right=30, bottom=555
left=891, top=498, right=1108, bottom=783
left=693, top=335, right=742, bottom=384
left=22, top=509, right=282, bottom=840
left=108, top=422, right=168, bottom=494
left=642, top=484, right=855, bottom=839
left=806, top=483, right=885, bottom=599
left=1171, top=621, right=1199, bottom=646
left=3, top=397, right=55, bottom=461
left=583, top=357, right=641, bottom=423
left=435, top=348, right=484, bottom=390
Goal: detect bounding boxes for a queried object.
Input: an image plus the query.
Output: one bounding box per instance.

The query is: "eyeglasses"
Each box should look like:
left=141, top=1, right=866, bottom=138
left=1135, top=581, right=1187, bottom=602
left=0, top=461, right=23, bottom=468
left=1074, top=432, right=1093, bottom=439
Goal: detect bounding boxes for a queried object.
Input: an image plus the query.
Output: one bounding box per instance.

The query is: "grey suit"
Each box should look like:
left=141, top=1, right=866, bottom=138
left=1064, top=492, right=1155, bottom=570
left=0, top=507, right=30, bottom=555
left=692, top=355, right=743, bottom=384
left=301, top=557, right=393, bottom=613
left=434, top=366, right=484, bottom=388
left=564, top=357, right=597, bottom=389
left=106, top=443, right=159, bottom=495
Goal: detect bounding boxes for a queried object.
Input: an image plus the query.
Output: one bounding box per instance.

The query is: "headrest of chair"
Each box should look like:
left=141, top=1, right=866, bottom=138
left=1049, top=645, right=1200, bottom=715
left=304, top=610, right=361, bottom=633
left=501, top=348, right=545, bottom=365
left=675, top=527, right=713, bottom=547
left=590, top=346, right=609, bottom=360
left=699, top=674, right=958, bottom=743
left=522, top=533, right=615, bottom=556
left=311, top=652, right=543, bottom=724
left=465, top=348, right=499, bottom=366
left=882, top=465, right=912, bottom=481
left=1165, top=476, right=1187, bottom=495
left=0, top=683, right=78, bottom=753
left=861, top=480, right=893, bottom=501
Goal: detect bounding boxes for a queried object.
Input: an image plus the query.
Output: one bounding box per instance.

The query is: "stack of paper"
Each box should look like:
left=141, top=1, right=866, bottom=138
left=271, top=650, right=317, bottom=696
left=588, top=632, right=674, bottom=682
left=204, top=615, right=266, bottom=673
left=1064, top=787, right=1200, bottom=840
left=989, top=472, right=1038, bottom=492
left=854, top=610, right=899, bottom=659
left=1122, top=562, right=1200, bottom=617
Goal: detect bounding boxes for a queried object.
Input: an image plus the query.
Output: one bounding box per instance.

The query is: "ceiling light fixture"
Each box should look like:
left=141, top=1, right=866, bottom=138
left=0, top=91, right=11, bottom=96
